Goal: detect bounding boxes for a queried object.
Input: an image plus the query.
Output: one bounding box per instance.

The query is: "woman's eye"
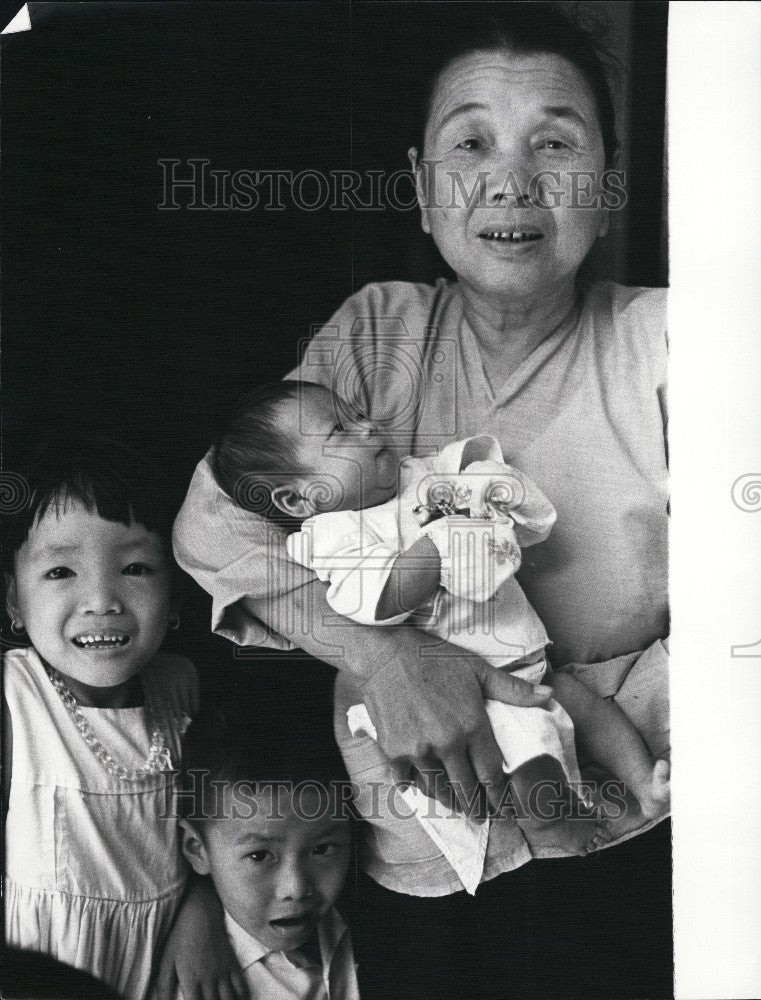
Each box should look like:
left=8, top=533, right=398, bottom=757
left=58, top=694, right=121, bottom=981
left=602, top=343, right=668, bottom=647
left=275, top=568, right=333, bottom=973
left=123, top=563, right=153, bottom=577
left=44, top=566, right=74, bottom=580
left=456, top=137, right=481, bottom=151
left=538, top=138, right=571, bottom=152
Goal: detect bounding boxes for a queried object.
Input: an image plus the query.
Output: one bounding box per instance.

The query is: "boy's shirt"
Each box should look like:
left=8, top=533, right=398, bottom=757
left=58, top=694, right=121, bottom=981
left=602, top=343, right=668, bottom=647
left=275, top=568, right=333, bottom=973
left=175, top=908, right=359, bottom=1000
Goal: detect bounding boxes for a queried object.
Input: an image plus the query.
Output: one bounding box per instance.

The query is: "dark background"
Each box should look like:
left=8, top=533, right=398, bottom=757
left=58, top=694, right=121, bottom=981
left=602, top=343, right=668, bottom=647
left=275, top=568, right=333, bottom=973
left=1, top=1, right=668, bottom=676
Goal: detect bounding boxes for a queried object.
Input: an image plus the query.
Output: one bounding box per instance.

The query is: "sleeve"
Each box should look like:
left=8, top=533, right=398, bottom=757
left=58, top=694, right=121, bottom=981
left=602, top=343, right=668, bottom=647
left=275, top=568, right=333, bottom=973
left=286, top=281, right=441, bottom=434
left=418, top=513, right=522, bottom=603
left=286, top=513, right=412, bottom=626
left=172, top=454, right=315, bottom=648
left=557, top=638, right=670, bottom=761
left=459, top=459, right=557, bottom=547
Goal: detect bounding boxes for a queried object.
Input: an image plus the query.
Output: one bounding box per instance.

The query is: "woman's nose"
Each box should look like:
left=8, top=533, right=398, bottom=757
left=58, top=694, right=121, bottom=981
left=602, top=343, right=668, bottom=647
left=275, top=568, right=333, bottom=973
left=276, top=862, right=315, bottom=901
left=483, top=146, right=537, bottom=207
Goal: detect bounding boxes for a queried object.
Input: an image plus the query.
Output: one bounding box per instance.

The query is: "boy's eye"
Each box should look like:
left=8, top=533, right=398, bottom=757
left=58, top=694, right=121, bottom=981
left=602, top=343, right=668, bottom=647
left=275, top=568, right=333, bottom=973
left=123, top=563, right=153, bottom=576
left=44, top=566, right=74, bottom=580
left=248, top=850, right=273, bottom=863
left=313, top=843, right=338, bottom=857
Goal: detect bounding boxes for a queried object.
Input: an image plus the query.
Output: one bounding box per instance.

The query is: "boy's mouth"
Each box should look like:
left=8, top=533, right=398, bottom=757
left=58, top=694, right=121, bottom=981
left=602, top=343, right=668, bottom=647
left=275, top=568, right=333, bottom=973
left=269, top=911, right=318, bottom=931
left=72, top=634, right=130, bottom=649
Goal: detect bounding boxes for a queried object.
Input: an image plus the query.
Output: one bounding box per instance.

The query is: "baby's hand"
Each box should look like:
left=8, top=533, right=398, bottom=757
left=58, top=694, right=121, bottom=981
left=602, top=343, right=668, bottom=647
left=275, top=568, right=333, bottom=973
left=152, top=877, right=249, bottom=1000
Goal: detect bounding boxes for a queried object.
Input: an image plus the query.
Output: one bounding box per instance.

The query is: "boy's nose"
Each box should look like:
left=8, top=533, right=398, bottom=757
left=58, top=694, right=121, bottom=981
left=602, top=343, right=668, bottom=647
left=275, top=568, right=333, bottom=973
left=276, top=863, right=315, bottom=901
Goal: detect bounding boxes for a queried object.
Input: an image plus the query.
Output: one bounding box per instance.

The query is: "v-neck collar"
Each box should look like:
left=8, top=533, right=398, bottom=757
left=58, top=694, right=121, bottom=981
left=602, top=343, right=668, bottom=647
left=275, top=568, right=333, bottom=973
left=458, top=291, right=585, bottom=408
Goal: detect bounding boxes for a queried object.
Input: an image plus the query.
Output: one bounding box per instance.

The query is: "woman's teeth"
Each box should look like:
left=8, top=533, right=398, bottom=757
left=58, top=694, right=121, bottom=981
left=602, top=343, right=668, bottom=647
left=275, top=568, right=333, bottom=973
left=73, top=635, right=129, bottom=648
left=480, top=231, right=543, bottom=242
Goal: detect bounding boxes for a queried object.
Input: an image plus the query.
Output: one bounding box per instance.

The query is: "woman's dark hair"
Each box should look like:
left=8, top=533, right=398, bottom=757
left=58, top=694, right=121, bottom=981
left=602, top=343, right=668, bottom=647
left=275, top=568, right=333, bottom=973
left=3, top=435, right=175, bottom=574
left=419, top=2, right=620, bottom=169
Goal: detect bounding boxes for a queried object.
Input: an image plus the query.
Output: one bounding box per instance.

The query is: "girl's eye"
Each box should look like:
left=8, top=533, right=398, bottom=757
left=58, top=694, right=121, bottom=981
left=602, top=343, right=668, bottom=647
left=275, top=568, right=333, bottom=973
left=44, top=566, right=74, bottom=580
left=123, top=563, right=153, bottom=577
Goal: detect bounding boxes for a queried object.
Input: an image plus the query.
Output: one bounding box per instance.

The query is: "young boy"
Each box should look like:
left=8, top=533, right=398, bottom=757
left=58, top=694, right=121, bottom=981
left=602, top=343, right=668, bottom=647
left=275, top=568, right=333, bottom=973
left=176, top=686, right=360, bottom=1000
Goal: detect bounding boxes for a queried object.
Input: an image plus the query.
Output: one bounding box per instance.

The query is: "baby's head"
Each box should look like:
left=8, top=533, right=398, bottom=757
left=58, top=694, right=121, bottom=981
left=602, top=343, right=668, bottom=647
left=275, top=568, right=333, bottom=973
left=212, top=380, right=398, bottom=519
left=4, top=436, right=177, bottom=697
left=178, top=688, right=354, bottom=952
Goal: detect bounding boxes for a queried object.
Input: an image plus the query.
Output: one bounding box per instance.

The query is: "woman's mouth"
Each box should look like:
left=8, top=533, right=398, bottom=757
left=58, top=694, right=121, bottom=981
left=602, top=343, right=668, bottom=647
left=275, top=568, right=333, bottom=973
left=478, top=229, right=543, bottom=243
left=72, top=634, right=130, bottom=649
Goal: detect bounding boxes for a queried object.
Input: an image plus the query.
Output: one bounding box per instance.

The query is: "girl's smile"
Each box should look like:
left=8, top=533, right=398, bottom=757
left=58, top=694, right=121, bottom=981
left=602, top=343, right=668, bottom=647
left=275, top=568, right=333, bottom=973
left=7, top=498, right=173, bottom=703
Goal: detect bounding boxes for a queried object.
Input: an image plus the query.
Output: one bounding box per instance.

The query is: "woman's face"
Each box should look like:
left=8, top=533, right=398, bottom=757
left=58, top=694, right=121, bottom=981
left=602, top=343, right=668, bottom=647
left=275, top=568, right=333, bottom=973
left=413, top=49, right=609, bottom=304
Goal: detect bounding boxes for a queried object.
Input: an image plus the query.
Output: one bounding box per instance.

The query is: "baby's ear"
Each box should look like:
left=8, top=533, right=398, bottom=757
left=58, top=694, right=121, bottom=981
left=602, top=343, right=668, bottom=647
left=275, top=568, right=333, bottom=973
left=179, top=819, right=211, bottom=877
left=271, top=485, right=315, bottom=520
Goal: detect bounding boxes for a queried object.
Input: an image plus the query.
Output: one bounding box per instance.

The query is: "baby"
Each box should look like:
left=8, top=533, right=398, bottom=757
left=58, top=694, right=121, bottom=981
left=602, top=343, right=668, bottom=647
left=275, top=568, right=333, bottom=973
left=212, top=380, right=670, bottom=864
left=176, top=686, right=359, bottom=1000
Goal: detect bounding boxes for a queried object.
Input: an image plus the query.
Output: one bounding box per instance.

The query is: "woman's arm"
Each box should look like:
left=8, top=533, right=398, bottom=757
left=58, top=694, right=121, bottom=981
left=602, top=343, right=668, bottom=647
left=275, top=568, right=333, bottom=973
left=242, top=580, right=551, bottom=814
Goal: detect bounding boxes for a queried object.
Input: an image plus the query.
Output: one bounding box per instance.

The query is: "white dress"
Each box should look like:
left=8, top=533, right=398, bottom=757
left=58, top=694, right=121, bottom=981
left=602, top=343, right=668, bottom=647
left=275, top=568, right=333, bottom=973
left=4, top=646, right=196, bottom=1000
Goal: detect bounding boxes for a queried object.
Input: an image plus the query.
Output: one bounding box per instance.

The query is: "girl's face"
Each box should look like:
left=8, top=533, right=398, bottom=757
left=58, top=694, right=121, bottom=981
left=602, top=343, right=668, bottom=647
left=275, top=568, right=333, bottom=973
left=8, top=499, right=173, bottom=698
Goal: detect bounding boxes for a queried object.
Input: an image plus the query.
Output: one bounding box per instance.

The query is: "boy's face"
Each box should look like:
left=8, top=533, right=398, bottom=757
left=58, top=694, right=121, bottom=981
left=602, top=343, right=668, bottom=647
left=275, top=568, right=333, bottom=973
left=182, top=784, right=352, bottom=952
left=275, top=384, right=398, bottom=512
left=7, top=498, right=172, bottom=700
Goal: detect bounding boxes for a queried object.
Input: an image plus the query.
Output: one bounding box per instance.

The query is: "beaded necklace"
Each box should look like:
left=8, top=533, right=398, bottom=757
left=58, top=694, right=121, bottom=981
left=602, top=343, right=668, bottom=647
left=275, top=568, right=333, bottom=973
left=44, top=664, right=174, bottom=781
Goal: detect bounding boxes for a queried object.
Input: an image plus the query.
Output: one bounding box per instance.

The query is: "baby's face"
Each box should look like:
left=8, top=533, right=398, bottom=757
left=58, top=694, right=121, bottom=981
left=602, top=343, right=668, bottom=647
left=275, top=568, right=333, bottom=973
left=186, top=784, right=352, bottom=951
left=276, top=384, right=398, bottom=511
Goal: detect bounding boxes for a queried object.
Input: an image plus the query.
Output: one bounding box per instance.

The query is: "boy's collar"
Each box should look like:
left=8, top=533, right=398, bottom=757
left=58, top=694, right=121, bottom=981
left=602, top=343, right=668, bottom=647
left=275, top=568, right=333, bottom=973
left=223, top=908, right=348, bottom=971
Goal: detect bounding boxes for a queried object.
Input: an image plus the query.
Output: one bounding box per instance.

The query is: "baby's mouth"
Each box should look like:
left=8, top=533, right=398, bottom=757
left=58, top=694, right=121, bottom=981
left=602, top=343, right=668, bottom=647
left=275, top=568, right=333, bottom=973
left=72, top=634, right=130, bottom=649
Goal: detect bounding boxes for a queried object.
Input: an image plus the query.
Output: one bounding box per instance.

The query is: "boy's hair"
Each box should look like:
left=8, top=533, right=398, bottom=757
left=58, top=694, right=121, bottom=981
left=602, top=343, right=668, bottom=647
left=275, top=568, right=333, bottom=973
left=3, top=435, right=175, bottom=573
left=178, top=679, right=354, bottom=823
left=211, top=379, right=325, bottom=509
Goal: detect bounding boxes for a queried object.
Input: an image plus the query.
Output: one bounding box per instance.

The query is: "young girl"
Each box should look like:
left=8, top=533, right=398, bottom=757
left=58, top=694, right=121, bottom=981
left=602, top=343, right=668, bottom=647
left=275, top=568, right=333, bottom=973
left=3, top=437, right=198, bottom=1000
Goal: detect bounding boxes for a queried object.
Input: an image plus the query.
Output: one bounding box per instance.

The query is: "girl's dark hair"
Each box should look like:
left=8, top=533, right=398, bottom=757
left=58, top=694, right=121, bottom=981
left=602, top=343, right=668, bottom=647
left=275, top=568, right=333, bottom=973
left=419, top=2, right=620, bottom=169
left=3, top=435, right=174, bottom=572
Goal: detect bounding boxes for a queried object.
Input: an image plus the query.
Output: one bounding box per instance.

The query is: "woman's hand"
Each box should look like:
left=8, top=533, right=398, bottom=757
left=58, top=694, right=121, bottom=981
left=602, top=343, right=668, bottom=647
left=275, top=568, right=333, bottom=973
left=246, top=584, right=550, bottom=822
left=152, top=877, right=249, bottom=1000
left=360, top=650, right=551, bottom=820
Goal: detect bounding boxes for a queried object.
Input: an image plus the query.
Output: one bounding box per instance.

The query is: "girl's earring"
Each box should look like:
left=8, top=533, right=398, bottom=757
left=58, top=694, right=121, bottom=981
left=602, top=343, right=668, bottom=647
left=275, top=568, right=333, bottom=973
left=11, top=619, right=25, bottom=636
left=168, top=613, right=181, bottom=632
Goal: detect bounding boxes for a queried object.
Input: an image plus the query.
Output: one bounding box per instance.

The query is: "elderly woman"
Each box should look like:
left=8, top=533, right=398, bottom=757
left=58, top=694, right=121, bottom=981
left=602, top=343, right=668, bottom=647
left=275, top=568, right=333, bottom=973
left=169, top=5, right=670, bottom=999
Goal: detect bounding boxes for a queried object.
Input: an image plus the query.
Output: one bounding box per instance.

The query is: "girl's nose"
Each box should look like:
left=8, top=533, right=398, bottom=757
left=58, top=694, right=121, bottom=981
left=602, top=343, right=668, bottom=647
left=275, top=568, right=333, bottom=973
left=79, top=575, right=124, bottom=616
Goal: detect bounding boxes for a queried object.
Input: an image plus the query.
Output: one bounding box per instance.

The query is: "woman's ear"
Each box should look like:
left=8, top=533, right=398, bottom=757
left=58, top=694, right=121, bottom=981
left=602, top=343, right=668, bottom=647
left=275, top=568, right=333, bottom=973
left=179, top=819, right=212, bottom=876
left=270, top=485, right=315, bottom=520
left=408, top=146, right=431, bottom=235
